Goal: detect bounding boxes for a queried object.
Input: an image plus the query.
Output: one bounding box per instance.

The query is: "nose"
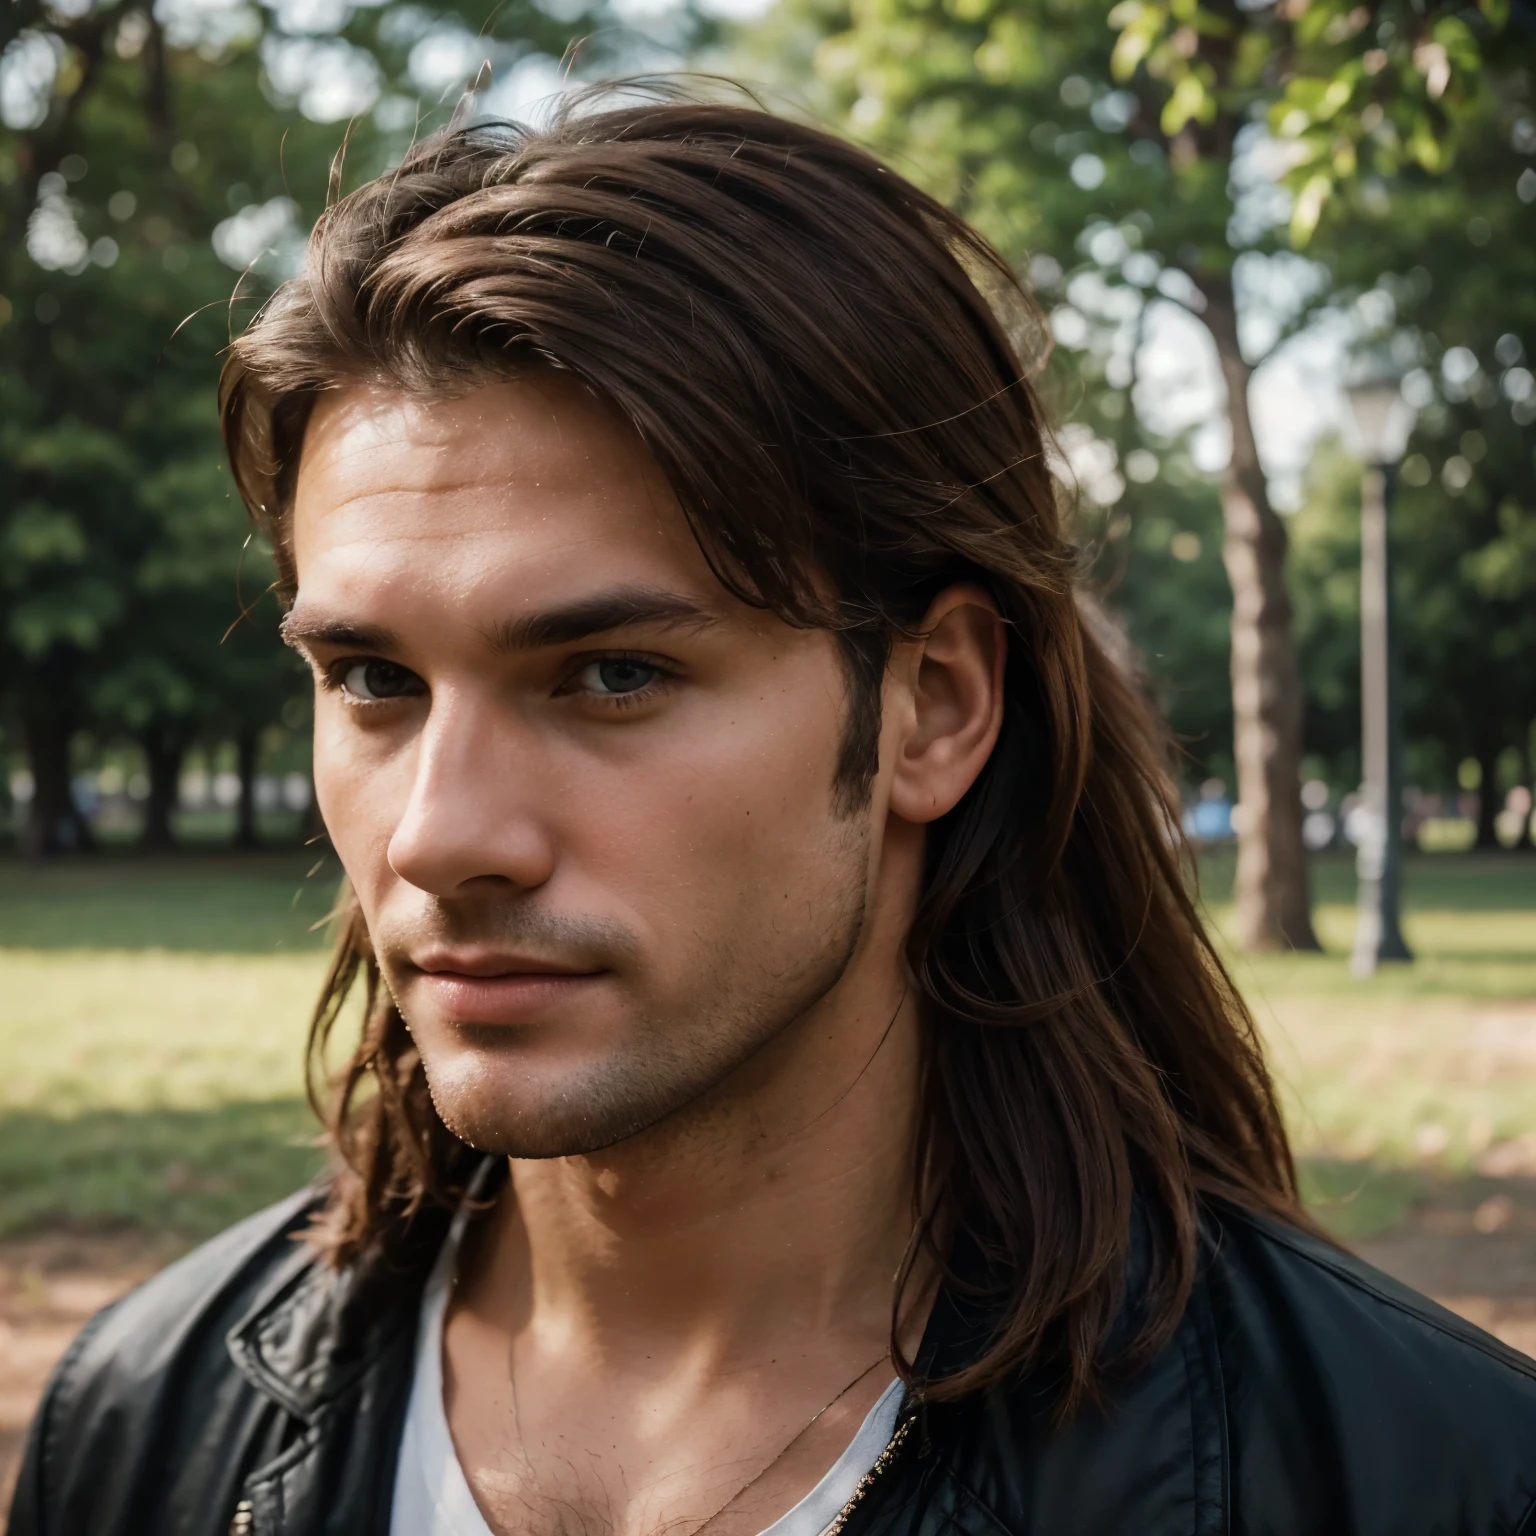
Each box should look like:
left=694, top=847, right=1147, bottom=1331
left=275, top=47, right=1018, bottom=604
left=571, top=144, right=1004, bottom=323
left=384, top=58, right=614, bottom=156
left=386, top=689, right=557, bottom=898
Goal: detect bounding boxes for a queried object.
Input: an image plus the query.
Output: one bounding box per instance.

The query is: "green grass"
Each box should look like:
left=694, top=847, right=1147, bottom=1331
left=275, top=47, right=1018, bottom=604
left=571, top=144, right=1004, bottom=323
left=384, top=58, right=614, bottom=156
left=1196, top=848, right=1536, bottom=1237
left=0, top=848, right=1532, bottom=1245
left=1197, top=845, right=1536, bottom=913
left=1198, top=851, right=1536, bottom=1163
left=1199, top=848, right=1536, bottom=1000
left=0, top=853, right=343, bottom=1238
left=0, top=850, right=342, bottom=951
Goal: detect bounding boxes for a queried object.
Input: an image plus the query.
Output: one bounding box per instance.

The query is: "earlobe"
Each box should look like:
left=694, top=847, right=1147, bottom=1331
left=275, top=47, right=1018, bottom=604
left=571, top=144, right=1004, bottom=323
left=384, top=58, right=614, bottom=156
left=888, top=584, right=1005, bottom=827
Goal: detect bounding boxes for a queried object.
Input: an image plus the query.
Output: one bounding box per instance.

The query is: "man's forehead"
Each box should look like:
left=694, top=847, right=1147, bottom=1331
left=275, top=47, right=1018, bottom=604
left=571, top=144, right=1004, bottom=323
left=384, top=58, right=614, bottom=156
left=290, top=377, right=701, bottom=579
left=283, top=379, right=778, bottom=646
left=297, top=376, right=665, bottom=502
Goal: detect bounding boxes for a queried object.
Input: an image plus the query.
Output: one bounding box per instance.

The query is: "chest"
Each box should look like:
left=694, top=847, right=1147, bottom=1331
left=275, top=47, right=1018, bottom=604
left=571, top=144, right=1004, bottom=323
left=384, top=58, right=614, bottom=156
left=399, top=1311, right=907, bottom=1536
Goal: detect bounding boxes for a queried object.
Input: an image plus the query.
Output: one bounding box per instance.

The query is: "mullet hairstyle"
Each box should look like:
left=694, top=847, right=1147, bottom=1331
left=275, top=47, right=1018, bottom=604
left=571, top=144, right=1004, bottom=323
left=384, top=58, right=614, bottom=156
left=220, top=97, right=1304, bottom=1413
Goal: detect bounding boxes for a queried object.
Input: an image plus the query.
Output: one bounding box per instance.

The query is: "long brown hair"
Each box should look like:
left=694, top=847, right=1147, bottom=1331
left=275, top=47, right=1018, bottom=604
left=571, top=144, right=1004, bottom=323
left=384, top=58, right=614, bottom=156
left=219, top=95, right=1303, bottom=1412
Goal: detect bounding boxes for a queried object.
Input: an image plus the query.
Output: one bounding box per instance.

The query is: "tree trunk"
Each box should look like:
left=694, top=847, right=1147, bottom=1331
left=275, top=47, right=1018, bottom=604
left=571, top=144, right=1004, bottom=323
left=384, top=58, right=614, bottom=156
left=139, top=723, right=186, bottom=852
left=21, top=710, right=83, bottom=858
left=1474, top=739, right=1502, bottom=850
left=1200, top=277, right=1319, bottom=951
left=234, top=729, right=260, bottom=849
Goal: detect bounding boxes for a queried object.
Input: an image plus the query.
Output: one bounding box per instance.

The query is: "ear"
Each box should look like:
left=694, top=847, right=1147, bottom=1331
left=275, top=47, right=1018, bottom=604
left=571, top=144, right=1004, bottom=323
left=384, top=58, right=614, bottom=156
left=888, top=584, right=1006, bottom=826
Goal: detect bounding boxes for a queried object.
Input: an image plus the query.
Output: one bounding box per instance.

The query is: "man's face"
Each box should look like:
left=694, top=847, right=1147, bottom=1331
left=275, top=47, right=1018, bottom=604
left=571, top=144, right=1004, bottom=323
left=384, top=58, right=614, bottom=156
left=288, top=377, right=879, bottom=1158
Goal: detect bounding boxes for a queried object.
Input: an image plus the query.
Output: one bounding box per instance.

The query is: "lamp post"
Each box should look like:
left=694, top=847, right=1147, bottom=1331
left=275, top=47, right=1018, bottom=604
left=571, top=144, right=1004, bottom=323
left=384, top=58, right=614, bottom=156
left=1343, top=358, right=1417, bottom=976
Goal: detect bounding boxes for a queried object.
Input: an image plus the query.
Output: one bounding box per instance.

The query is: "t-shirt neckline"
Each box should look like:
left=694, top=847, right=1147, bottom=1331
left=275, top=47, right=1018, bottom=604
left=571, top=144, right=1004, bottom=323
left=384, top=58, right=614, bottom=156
left=389, top=1191, right=905, bottom=1536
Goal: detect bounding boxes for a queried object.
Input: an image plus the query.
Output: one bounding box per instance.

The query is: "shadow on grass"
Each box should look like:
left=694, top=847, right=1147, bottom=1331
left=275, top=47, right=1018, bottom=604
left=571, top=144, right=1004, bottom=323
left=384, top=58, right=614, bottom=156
left=1196, top=848, right=1536, bottom=913
left=0, top=1099, right=325, bottom=1241
left=0, top=852, right=344, bottom=954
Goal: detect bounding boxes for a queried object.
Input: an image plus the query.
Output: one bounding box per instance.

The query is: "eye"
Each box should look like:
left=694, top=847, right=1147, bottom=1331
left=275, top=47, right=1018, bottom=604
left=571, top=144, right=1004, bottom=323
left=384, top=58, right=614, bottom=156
left=338, top=659, right=424, bottom=702
left=577, top=658, right=661, bottom=696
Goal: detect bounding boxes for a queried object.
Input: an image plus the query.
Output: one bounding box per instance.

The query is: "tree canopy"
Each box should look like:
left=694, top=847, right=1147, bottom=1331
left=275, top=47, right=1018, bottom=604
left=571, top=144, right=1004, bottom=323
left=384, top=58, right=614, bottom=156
left=2, top=0, right=1532, bottom=873
left=0, top=0, right=607, bottom=851
left=734, top=0, right=1535, bottom=878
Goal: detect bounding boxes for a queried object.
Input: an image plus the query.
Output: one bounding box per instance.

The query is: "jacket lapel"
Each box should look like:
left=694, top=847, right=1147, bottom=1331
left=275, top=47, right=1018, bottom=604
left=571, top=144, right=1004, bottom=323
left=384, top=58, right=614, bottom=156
left=224, top=1203, right=451, bottom=1534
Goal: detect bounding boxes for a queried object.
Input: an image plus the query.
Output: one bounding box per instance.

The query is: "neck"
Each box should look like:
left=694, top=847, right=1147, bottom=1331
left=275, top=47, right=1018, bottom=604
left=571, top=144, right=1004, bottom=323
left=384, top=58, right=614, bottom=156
left=462, top=968, right=926, bottom=1377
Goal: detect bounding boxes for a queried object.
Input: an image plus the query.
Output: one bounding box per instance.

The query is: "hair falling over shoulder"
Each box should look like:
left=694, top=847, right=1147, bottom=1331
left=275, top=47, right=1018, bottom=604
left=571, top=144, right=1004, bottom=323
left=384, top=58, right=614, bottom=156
left=223, top=90, right=1307, bottom=1416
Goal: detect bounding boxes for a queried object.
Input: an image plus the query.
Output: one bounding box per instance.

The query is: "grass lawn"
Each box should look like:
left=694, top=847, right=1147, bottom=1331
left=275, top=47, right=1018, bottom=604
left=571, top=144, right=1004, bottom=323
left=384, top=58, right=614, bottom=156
left=0, top=853, right=342, bottom=1242
left=0, top=847, right=1533, bottom=1245
left=1198, top=848, right=1536, bottom=1236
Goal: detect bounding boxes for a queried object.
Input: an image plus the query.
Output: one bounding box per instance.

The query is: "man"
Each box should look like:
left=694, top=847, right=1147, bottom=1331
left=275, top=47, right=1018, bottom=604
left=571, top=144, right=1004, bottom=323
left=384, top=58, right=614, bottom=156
left=11, top=100, right=1536, bottom=1536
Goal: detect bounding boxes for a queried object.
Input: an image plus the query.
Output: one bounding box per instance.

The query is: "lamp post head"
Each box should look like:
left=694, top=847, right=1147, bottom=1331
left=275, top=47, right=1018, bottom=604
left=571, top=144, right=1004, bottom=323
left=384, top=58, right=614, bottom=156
left=1344, top=352, right=1418, bottom=466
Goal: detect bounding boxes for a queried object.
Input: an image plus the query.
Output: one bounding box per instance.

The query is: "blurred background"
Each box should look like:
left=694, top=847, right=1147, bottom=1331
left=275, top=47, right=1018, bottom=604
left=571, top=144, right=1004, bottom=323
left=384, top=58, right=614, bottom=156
left=1, top=0, right=1533, bottom=1513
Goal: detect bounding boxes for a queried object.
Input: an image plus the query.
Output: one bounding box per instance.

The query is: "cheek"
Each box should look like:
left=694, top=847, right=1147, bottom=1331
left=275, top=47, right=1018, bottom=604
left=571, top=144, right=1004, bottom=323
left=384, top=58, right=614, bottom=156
left=311, top=704, right=410, bottom=879
left=576, top=683, right=852, bottom=923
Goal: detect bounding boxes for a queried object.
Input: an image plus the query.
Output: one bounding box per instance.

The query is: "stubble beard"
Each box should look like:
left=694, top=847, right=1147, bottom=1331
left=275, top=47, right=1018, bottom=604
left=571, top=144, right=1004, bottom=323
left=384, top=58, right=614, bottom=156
left=391, top=823, right=874, bottom=1162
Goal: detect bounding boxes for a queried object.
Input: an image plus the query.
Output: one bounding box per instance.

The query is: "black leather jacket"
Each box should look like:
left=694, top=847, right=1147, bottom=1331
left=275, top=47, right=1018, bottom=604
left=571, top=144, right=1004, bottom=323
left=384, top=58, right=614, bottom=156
left=10, top=1185, right=1536, bottom=1536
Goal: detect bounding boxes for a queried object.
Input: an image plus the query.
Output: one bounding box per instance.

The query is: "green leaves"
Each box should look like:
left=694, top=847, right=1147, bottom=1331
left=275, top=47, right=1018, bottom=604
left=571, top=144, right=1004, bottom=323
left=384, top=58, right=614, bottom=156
left=1431, top=14, right=1480, bottom=74
left=1160, top=68, right=1215, bottom=135
left=2, top=0, right=614, bottom=803
left=1109, top=1, right=1158, bottom=81
left=1462, top=499, right=1536, bottom=604
left=4, top=504, right=87, bottom=568
left=7, top=420, right=137, bottom=480
left=1290, top=172, right=1332, bottom=245
left=737, top=0, right=1535, bottom=798
left=6, top=580, right=124, bottom=658
left=1266, top=0, right=1512, bottom=245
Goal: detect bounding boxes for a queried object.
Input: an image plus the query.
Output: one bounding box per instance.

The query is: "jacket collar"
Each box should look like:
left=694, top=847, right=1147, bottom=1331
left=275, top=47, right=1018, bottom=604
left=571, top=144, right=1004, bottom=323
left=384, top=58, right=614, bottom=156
left=226, top=1198, right=452, bottom=1423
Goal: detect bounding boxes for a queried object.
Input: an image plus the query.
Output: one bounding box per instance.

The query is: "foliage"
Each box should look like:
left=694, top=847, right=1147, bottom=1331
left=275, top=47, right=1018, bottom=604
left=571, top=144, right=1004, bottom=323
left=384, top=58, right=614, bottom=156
left=0, top=0, right=608, bottom=851
left=1291, top=427, right=1536, bottom=807
left=1263, top=0, right=1519, bottom=243
left=739, top=0, right=1357, bottom=883
left=1288, top=24, right=1536, bottom=814
left=1086, top=440, right=1236, bottom=781
left=733, top=0, right=1534, bottom=815
left=1285, top=441, right=1361, bottom=773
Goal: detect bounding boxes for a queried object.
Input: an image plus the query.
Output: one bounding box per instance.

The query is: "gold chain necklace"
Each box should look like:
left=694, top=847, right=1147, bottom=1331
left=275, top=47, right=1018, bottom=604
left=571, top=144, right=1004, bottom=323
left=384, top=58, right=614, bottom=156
left=503, top=1349, right=893, bottom=1536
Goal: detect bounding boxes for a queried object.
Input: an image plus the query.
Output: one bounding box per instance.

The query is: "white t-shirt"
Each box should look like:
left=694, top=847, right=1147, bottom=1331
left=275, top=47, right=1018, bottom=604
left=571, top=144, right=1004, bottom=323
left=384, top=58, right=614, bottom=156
left=390, top=1205, right=905, bottom=1536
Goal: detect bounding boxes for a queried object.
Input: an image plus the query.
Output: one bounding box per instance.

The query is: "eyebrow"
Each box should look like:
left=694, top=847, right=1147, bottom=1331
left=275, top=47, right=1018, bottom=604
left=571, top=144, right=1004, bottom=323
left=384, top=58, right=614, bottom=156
left=280, top=585, right=721, bottom=657
left=279, top=613, right=397, bottom=652
left=490, top=587, right=721, bottom=652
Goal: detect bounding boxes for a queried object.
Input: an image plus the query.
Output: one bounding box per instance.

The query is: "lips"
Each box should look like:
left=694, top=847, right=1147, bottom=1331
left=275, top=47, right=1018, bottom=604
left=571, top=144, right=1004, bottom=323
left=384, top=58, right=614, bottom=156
left=410, top=951, right=605, bottom=1026
left=414, top=949, right=598, bottom=980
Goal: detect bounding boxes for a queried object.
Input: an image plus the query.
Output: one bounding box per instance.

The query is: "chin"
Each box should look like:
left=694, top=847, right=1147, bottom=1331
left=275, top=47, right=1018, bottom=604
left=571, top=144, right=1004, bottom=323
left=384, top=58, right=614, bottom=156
left=434, top=1096, right=662, bottom=1161
left=419, top=1051, right=704, bottom=1161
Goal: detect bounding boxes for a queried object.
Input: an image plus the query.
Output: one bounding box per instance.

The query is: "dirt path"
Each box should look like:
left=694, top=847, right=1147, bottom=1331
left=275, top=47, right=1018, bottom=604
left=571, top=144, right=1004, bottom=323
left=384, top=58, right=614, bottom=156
left=1, top=1232, right=170, bottom=1526
left=5, top=1187, right=1536, bottom=1527
left=1355, top=1173, right=1536, bottom=1358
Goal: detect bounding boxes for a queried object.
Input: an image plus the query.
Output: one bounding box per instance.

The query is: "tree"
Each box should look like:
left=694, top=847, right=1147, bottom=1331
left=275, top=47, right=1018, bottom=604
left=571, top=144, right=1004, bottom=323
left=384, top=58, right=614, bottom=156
left=1287, top=0, right=1536, bottom=846
left=736, top=0, right=1325, bottom=945
left=732, top=0, right=1520, bottom=943
left=1292, top=426, right=1536, bottom=850
left=1092, top=441, right=1235, bottom=783
left=1, top=0, right=606, bottom=853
